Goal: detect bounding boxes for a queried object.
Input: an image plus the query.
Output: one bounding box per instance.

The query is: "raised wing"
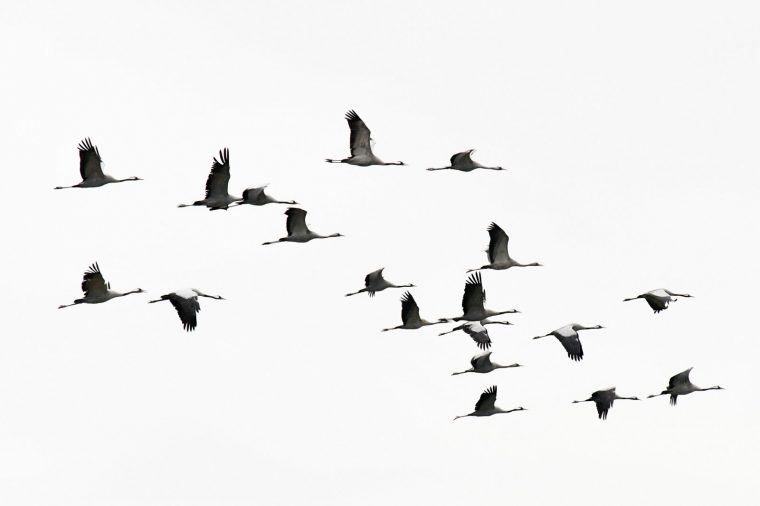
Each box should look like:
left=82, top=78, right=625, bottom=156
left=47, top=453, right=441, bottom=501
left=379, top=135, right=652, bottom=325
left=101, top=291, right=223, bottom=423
left=81, top=263, right=109, bottom=297
left=285, top=207, right=309, bottom=236
left=204, top=148, right=231, bottom=200
left=167, top=294, right=201, bottom=332
left=242, top=185, right=268, bottom=204
left=450, top=149, right=474, bottom=168
left=365, top=268, right=386, bottom=288
left=462, top=272, right=486, bottom=315
left=78, top=138, right=104, bottom=180
left=487, top=222, right=510, bottom=264
left=471, top=351, right=494, bottom=369
left=668, top=368, right=693, bottom=389
left=345, top=110, right=373, bottom=158
left=474, top=385, right=497, bottom=412
left=463, top=322, right=491, bottom=350
left=557, top=334, right=584, bottom=361
left=400, top=291, right=420, bottom=325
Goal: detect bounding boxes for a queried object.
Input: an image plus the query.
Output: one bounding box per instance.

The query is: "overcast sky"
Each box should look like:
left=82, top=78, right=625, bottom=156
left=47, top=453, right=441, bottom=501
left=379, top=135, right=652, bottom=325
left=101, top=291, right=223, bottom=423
left=2, top=1, right=759, bottom=504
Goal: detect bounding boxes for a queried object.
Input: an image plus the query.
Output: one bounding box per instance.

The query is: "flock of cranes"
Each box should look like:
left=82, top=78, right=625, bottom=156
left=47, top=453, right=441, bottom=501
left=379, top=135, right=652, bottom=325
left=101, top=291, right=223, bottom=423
left=55, top=109, right=723, bottom=421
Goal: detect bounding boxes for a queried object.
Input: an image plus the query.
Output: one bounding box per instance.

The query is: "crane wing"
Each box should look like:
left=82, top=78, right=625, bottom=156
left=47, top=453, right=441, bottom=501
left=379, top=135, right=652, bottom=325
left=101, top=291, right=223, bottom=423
left=471, top=351, right=493, bottom=369
left=167, top=294, right=201, bottom=332
left=474, top=385, right=497, bottom=412
left=558, top=334, right=584, bottom=361
left=463, top=323, right=491, bottom=350
left=345, top=110, right=373, bottom=158
left=81, top=263, right=109, bottom=297
left=592, top=390, right=614, bottom=420
left=668, top=368, right=693, bottom=388
left=487, top=222, right=510, bottom=264
left=462, top=272, right=486, bottom=315
left=204, top=148, right=231, bottom=200
left=450, top=150, right=474, bottom=168
left=365, top=268, right=386, bottom=288
left=242, top=185, right=268, bottom=204
left=400, top=291, right=420, bottom=325
left=78, top=138, right=104, bottom=180
left=284, top=207, right=309, bottom=236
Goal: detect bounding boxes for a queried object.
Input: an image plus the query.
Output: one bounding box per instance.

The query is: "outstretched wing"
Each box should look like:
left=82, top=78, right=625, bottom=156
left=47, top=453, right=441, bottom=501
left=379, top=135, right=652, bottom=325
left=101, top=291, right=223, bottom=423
left=463, top=323, right=491, bottom=350
left=242, top=185, right=268, bottom=204
left=78, top=138, right=104, bottom=180
left=462, top=272, right=486, bottom=315
left=204, top=148, right=231, bottom=200
left=450, top=149, right=474, bottom=168
left=400, top=291, right=420, bottom=325
left=81, top=263, right=109, bottom=297
left=474, top=385, right=497, bottom=412
left=345, top=110, right=373, bottom=158
left=167, top=294, right=201, bottom=332
left=471, top=351, right=494, bottom=369
left=558, top=334, right=584, bottom=361
left=487, top=222, right=510, bottom=264
left=285, top=207, right=309, bottom=236
left=668, top=368, right=693, bottom=389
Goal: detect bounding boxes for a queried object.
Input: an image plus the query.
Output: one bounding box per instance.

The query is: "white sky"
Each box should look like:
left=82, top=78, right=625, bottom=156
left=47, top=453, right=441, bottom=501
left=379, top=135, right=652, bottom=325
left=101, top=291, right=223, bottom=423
left=2, top=1, right=759, bottom=504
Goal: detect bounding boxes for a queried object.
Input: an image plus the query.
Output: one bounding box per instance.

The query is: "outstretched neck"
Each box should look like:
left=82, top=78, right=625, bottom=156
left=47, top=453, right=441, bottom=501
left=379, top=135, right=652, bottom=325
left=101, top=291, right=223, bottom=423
left=383, top=161, right=405, bottom=166
left=117, top=177, right=142, bottom=183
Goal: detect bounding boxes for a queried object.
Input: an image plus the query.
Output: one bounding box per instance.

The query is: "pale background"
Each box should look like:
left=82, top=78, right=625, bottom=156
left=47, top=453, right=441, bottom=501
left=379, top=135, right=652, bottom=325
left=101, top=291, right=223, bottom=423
left=1, top=1, right=759, bottom=504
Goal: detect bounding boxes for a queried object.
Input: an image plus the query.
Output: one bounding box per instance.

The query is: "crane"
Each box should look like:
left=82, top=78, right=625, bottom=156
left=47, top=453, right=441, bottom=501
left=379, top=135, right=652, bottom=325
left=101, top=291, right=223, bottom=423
left=439, top=320, right=513, bottom=350
left=533, top=323, right=604, bottom=361
left=452, top=352, right=521, bottom=375
left=454, top=385, right=526, bottom=420
left=58, top=263, right=144, bottom=308
left=230, top=185, right=298, bottom=207
left=427, top=149, right=504, bottom=172
left=178, top=148, right=241, bottom=210
left=148, top=289, right=225, bottom=331
left=262, top=208, right=343, bottom=245
left=468, top=222, right=542, bottom=272
left=381, top=291, right=444, bottom=331
left=572, top=387, right=639, bottom=420
left=346, top=268, right=414, bottom=297
left=441, top=272, right=519, bottom=321
left=325, top=110, right=405, bottom=166
left=623, top=289, right=693, bottom=313
left=647, top=368, right=723, bottom=405
left=54, top=138, right=142, bottom=189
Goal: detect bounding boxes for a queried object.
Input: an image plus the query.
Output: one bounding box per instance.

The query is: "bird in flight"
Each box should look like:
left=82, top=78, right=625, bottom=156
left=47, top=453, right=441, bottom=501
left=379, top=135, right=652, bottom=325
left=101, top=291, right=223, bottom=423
left=230, top=185, right=298, bottom=207
left=262, top=208, right=343, bottom=245
left=58, top=263, right=144, bottom=308
left=454, top=385, right=526, bottom=420
left=451, top=351, right=521, bottom=376
left=440, top=272, right=519, bottom=322
left=148, top=289, right=225, bottom=331
left=178, top=148, right=241, bottom=210
left=572, top=387, right=639, bottom=420
left=623, top=289, right=693, bottom=313
left=647, top=368, right=723, bottom=406
left=468, top=222, right=542, bottom=272
left=533, top=323, right=604, bottom=361
left=325, top=110, right=405, bottom=166
left=427, top=149, right=504, bottom=172
left=55, top=138, right=142, bottom=189
left=346, top=268, right=414, bottom=297
left=381, top=291, right=444, bottom=331
left=439, top=320, right=512, bottom=350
